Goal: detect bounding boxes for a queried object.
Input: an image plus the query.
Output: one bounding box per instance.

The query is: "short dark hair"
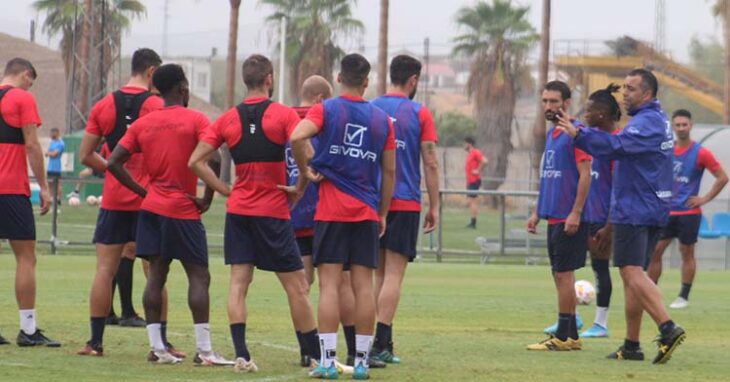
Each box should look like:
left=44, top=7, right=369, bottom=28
left=464, top=136, right=476, bottom=145
left=340, top=53, right=370, bottom=87
left=152, top=64, right=187, bottom=96
left=242, top=54, right=273, bottom=89
left=131, top=48, right=162, bottom=75
left=543, top=80, right=571, bottom=100
left=589, top=83, right=622, bottom=121
left=4, top=57, right=37, bottom=79
left=672, top=109, right=692, bottom=120
left=628, top=68, right=658, bottom=97
left=50, top=127, right=60, bottom=133
left=390, top=55, right=422, bottom=86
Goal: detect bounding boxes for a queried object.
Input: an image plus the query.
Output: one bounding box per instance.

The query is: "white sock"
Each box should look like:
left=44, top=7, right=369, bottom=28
left=194, top=323, right=212, bottom=352
left=146, top=323, right=165, bottom=351
left=19, top=309, right=37, bottom=335
left=355, top=334, right=373, bottom=368
left=594, top=307, right=609, bottom=328
left=319, top=332, right=337, bottom=368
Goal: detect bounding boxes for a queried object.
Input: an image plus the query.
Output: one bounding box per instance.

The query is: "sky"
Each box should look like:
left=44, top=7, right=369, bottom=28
left=0, top=0, right=723, bottom=64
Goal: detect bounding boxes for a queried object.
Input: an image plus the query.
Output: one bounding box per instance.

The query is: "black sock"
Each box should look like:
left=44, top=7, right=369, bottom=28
left=90, top=317, right=106, bottom=346
left=108, top=278, right=117, bottom=317
left=160, top=321, right=168, bottom=345
left=569, top=314, right=579, bottom=340
left=117, top=258, right=136, bottom=318
left=295, top=331, right=306, bottom=356
left=373, top=322, right=391, bottom=351
left=591, top=258, right=612, bottom=308
left=679, top=283, right=692, bottom=300
left=659, top=320, right=676, bottom=336
left=343, top=325, right=357, bottom=357
left=387, top=323, right=394, bottom=352
left=470, top=217, right=477, bottom=226
left=230, top=323, right=250, bottom=361
left=555, top=313, right=571, bottom=341
left=302, top=329, right=321, bottom=360
left=624, top=338, right=640, bottom=351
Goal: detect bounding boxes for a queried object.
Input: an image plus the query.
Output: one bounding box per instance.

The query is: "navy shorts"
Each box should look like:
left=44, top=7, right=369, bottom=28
left=547, top=222, right=588, bottom=272
left=92, top=209, right=138, bottom=245
left=296, top=235, right=314, bottom=257
left=380, top=211, right=420, bottom=261
left=660, top=214, right=701, bottom=245
left=613, top=224, right=662, bottom=269
left=588, top=222, right=606, bottom=237
left=135, top=210, right=208, bottom=266
left=466, top=180, right=481, bottom=198
left=314, top=221, right=380, bottom=269
left=224, top=213, right=303, bottom=273
left=46, top=171, right=61, bottom=180
left=0, top=195, right=35, bottom=240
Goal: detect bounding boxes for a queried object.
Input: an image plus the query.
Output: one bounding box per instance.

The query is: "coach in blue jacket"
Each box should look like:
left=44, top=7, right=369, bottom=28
left=556, top=69, right=685, bottom=365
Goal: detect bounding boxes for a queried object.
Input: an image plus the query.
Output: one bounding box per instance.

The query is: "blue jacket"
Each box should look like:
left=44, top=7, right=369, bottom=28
left=574, top=100, right=673, bottom=226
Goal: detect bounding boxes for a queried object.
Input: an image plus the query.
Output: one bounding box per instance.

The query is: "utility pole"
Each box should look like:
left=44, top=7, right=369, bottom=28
left=223, top=0, right=242, bottom=184
left=423, top=37, right=430, bottom=108
left=162, top=0, right=170, bottom=56
left=30, top=20, right=36, bottom=42
left=377, top=0, right=389, bottom=96
left=278, top=16, right=286, bottom=103
left=531, top=0, right=551, bottom=190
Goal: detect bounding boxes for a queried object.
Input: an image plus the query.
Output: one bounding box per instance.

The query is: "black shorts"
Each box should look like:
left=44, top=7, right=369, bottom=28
left=613, top=224, right=662, bottom=269
left=92, top=209, right=138, bottom=245
left=547, top=223, right=588, bottom=272
left=135, top=210, right=208, bottom=266
left=380, top=211, right=420, bottom=261
left=466, top=180, right=482, bottom=198
left=314, top=221, right=380, bottom=269
left=296, top=235, right=314, bottom=257
left=224, top=213, right=303, bottom=273
left=660, top=214, right=701, bottom=245
left=0, top=195, right=35, bottom=241
left=46, top=171, right=61, bottom=180
left=588, top=222, right=606, bottom=237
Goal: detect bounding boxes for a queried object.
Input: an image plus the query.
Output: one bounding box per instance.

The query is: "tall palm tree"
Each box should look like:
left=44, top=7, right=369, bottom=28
left=377, top=0, right=389, bottom=96
left=221, top=0, right=243, bottom=184
left=453, top=0, right=538, bottom=191
left=260, top=0, right=364, bottom=103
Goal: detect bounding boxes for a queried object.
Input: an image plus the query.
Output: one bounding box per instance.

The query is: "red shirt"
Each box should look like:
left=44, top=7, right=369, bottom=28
left=85, top=86, right=164, bottom=211
left=119, top=106, right=209, bottom=220
left=465, top=148, right=485, bottom=184
left=387, top=93, right=439, bottom=212
left=547, top=128, right=592, bottom=225
left=671, top=143, right=722, bottom=216
left=304, top=96, right=396, bottom=222
left=293, top=106, right=310, bottom=119
left=202, top=97, right=300, bottom=219
left=0, top=85, right=42, bottom=196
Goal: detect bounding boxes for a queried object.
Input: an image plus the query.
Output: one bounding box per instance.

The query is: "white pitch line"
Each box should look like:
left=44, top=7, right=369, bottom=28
left=251, top=340, right=299, bottom=353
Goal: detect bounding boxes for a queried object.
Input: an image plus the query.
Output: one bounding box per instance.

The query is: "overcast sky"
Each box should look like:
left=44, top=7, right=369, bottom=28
left=0, top=0, right=723, bottom=63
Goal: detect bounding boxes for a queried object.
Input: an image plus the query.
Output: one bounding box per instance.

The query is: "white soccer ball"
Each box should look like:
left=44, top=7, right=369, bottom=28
left=575, top=280, right=596, bottom=305
left=86, top=195, right=98, bottom=206
left=68, top=196, right=81, bottom=207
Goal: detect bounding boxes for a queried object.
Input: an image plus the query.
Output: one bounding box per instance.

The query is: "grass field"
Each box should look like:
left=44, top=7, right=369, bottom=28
left=0, top=257, right=728, bottom=381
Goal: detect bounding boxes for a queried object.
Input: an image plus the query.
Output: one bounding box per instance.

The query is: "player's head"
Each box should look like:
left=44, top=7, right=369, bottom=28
left=242, top=54, right=274, bottom=97
left=50, top=127, right=60, bottom=139
left=152, top=64, right=189, bottom=107
left=672, top=109, right=693, bottom=141
left=3, top=57, right=37, bottom=90
left=300, top=75, right=333, bottom=106
left=390, top=55, right=422, bottom=100
left=542, top=81, right=571, bottom=120
left=337, top=53, right=370, bottom=94
left=585, top=83, right=622, bottom=127
left=463, top=136, right=476, bottom=151
left=131, top=48, right=162, bottom=87
left=623, top=68, right=658, bottom=112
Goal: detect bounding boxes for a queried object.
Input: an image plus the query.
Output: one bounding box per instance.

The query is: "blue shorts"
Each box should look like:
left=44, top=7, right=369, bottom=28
left=314, top=221, right=380, bottom=269
left=547, top=222, right=588, bottom=272
left=92, top=209, right=138, bottom=245
left=0, top=195, right=35, bottom=241
left=380, top=211, right=420, bottom=261
left=613, top=224, right=661, bottom=270
left=466, top=180, right=481, bottom=198
left=135, top=210, right=208, bottom=266
left=296, top=235, right=314, bottom=257
left=224, top=213, right=302, bottom=272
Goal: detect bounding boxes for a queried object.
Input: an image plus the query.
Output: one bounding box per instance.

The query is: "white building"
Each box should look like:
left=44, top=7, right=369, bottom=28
left=162, top=57, right=212, bottom=103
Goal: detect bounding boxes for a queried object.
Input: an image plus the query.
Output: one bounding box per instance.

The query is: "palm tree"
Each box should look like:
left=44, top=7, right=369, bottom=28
left=712, top=0, right=730, bottom=124
left=377, top=0, right=389, bottom=96
left=259, top=0, right=364, bottom=104
left=453, top=0, right=538, bottom=191
left=221, top=0, right=242, bottom=184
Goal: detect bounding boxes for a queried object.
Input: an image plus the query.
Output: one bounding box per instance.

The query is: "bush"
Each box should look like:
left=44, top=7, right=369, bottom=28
left=435, top=111, right=477, bottom=146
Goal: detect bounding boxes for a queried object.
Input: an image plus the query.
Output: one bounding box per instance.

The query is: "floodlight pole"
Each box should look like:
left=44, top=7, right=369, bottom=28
left=278, top=16, right=287, bottom=103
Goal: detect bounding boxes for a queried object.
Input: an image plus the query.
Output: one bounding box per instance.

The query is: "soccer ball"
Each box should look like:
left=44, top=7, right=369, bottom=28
left=575, top=280, right=596, bottom=305
left=86, top=195, right=98, bottom=206
left=68, top=196, right=81, bottom=207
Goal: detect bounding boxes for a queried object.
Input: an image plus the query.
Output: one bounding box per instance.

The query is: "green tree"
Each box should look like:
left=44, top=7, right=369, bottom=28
left=435, top=112, right=477, bottom=147
left=452, top=0, right=538, bottom=190
left=260, top=0, right=364, bottom=103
